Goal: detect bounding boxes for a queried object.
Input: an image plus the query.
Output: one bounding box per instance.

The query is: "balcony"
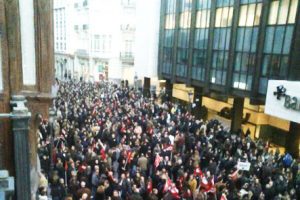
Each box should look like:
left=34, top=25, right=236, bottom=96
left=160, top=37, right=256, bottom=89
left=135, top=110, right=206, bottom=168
left=120, top=52, right=134, bottom=64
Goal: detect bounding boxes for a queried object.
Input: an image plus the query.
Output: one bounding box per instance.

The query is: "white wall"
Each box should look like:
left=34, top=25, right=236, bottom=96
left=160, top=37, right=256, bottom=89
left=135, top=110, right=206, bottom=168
left=134, top=0, right=160, bottom=80
left=19, top=0, right=36, bottom=85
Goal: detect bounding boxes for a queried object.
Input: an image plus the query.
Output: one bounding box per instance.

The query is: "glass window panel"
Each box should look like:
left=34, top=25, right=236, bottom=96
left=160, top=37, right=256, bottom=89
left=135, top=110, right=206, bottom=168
left=195, top=29, right=207, bottom=49
left=246, top=76, right=253, bottom=90
left=197, top=0, right=211, bottom=9
left=216, top=70, right=222, bottom=84
left=264, top=27, right=275, bottom=53
left=165, top=14, right=176, bottom=29
left=250, top=27, right=258, bottom=52
left=278, top=0, right=290, bottom=24
left=225, top=28, right=231, bottom=50
left=283, top=26, right=294, bottom=54
left=211, top=70, right=216, bottom=83
left=213, top=29, right=220, bottom=49
left=243, top=28, right=252, bottom=52
left=222, top=72, right=227, bottom=85
left=280, top=56, right=289, bottom=77
left=239, top=5, right=247, bottom=26
left=180, top=0, right=193, bottom=12
left=223, top=53, right=229, bottom=69
left=180, top=11, right=191, bottom=28
left=268, top=1, right=279, bottom=25
left=259, top=77, right=268, bottom=94
left=233, top=73, right=240, bottom=88
left=178, top=29, right=190, bottom=47
left=196, top=10, right=210, bottom=28
left=236, top=28, right=244, bottom=51
left=166, top=0, right=176, bottom=13
left=217, top=0, right=234, bottom=7
left=254, top=3, right=262, bottom=26
left=288, top=0, right=298, bottom=23
left=215, top=7, right=233, bottom=27
left=241, top=53, right=249, bottom=72
left=246, top=4, right=256, bottom=26
left=273, top=26, right=285, bottom=54
left=219, top=29, right=227, bottom=49
left=262, top=55, right=270, bottom=76
left=270, top=56, right=280, bottom=76
left=234, top=53, right=242, bottom=72
left=212, top=52, right=218, bottom=68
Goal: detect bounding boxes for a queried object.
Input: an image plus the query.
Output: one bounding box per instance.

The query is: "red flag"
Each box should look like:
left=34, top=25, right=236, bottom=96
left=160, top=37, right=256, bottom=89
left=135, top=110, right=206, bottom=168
left=204, top=176, right=216, bottom=193
left=164, top=145, right=173, bottom=152
left=170, top=184, right=180, bottom=199
left=220, top=193, right=227, bottom=200
left=64, top=161, right=68, bottom=171
left=100, top=148, right=106, bottom=160
left=163, top=178, right=172, bottom=193
left=154, top=154, right=163, bottom=168
left=147, top=180, right=153, bottom=193
left=193, top=167, right=203, bottom=177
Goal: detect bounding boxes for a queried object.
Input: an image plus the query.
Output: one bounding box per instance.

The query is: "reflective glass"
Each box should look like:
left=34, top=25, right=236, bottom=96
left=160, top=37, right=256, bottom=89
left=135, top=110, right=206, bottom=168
left=283, top=26, right=294, bottom=54
left=268, top=1, right=279, bottom=25
left=196, top=10, right=210, bottom=28
left=262, top=55, right=270, bottom=76
left=289, top=0, right=298, bottom=23
left=273, top=26, right=284, bottom=54
left=264, top=27, right=275, bottom=53
left=236, top=28, right=244, bottom=51
left=165, top=14, right=176, bottom=29
left=166, top=0, right=176, bottom=13
left=280, top=56, right=289, bottom=76
left=197, top=0, right=211, bottom=9
left=180, top=11, right=191, bottom=28
left=215, top=7, right=233, bottom=27
left=278, top=0, right=290, bottom=24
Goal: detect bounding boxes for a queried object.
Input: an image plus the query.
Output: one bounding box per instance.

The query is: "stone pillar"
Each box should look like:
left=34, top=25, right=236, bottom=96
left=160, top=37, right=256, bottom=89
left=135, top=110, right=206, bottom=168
left=165, top=79, right=173, bottom=102
left=193, top=87, right=202, bottom=119
left=10, top=95, right=31, bottom=200
left=143, top=77, right=151, bottom=98
left=231, top=97, right=244, bottom=133
left=286, top=122, right=300, bottom=158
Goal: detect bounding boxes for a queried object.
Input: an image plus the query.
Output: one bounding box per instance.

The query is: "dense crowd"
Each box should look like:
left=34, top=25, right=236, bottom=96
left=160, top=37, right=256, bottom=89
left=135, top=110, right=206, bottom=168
left=37, top=80, right=300, bottom=200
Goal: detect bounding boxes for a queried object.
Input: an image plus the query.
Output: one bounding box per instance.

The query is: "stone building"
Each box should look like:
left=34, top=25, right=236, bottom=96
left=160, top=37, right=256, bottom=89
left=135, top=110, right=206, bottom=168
left=0, top=0, right=54, bottom=197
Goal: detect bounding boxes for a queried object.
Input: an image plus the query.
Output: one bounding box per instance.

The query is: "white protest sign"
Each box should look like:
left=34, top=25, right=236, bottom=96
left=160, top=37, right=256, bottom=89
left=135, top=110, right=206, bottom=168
left=237, top=161, right=251, bottom=171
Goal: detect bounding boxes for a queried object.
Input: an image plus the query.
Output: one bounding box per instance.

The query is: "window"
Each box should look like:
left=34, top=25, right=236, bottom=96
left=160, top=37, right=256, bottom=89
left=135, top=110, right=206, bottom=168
left=165, top=14, right=176, bottom=29
left=83, top=24, right=88, bottom=30
left=215, top=7, right=233, bottom=27
left=166, top=0, right=176, bottom=14
left=83, top=0, right=88, bottom=6
left=197, top=0, right=211, bottom=9
left=194, top=29, right=209, bottom=49
left=239, top=3, right=262, bottom=26
left=260, top=0, right=298, bottom=94
left=216, top=0, right=234, bottom=7
left=196, top=10, right=210, bottom=28
left=268, top=0, right=298, bottom=25
left=74, top=25, right=78, bottom=30
left=164, top=30, right=175, bottom=47
left=74, top=3, right=78, bottom=8
left=179, top=11, right=191, bottom=28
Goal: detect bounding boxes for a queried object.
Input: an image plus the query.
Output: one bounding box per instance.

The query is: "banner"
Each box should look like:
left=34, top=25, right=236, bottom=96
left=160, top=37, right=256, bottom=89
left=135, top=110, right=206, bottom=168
left=237, top=161, right=251, bottom=171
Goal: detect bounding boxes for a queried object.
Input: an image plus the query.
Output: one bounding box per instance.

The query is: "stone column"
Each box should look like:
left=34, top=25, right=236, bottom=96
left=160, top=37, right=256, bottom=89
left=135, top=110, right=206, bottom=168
left=143, top=77, right=151, bottom=98
left=231, top=97, right=244, bottom=133
left=165, top=79, right=173, bottom=102
left=10, top=95, right=31, bottom=200
left=286, top=122, right=300, bottom=158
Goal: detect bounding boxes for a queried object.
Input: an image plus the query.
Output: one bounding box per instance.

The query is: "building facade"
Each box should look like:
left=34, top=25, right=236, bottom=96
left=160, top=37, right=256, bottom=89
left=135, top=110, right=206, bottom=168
left=54, top=0, right=136, bottom=82
left=158, top=0, right=300, bottom=156
left=0, top=0, right=55, bottom=197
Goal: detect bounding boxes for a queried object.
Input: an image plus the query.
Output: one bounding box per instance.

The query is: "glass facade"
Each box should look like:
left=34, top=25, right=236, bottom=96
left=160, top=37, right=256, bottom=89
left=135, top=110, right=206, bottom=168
left=211, top=2, right=233, bottom=85
left=162, top=0, right=177, bottom=74
left=259, top=0, right=298, bottom=94
left=159, top=0, right=299, bottom=96
left=233, top=0, right=262, bottom=90
left=176, top=0, right=192, bottom=77
left=192, top=0, right=211, bottom=81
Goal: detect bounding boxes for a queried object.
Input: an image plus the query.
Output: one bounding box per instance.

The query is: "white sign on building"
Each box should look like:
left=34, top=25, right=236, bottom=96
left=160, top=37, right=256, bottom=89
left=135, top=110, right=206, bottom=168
left=265, top=80, right=300, bottom=123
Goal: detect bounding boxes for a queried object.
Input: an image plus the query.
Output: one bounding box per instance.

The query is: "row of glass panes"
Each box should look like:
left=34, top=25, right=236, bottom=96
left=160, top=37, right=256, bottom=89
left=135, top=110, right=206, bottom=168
left=165, top=0, right=298, bottom=29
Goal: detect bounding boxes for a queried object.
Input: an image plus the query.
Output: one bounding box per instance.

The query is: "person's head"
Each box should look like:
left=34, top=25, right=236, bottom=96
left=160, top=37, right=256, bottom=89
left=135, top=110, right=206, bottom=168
left=80, top=181, right=86, bottom=188
left=81, top=193, right=88, bottom=200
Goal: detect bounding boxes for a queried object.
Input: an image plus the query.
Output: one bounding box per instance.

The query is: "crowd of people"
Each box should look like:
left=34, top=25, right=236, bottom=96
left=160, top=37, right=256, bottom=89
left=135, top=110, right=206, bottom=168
left=37, top=80, right=300, bottom=200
